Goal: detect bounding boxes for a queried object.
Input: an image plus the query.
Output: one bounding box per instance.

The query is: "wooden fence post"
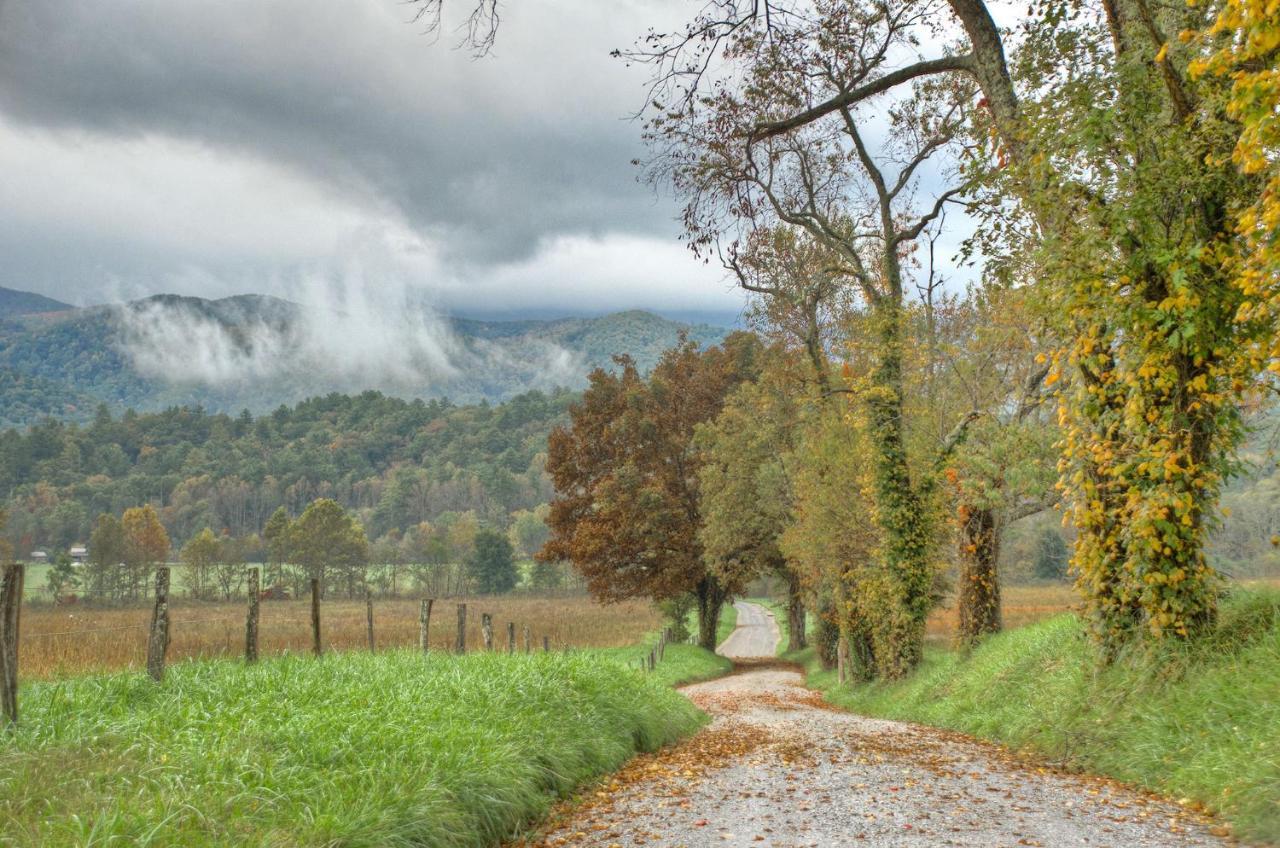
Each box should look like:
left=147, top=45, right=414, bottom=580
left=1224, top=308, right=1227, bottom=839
left=0, top=564, right=24, bottom=726
left=507, top=622, right=515, bottom=654
left=543, top=635, right=550, bottom=652
left=419, top=598, right=434, bottom=653
left=245, top=566, right=260, bottom=664
left=481, top=613, right=494, bottom=651
left=146, top=566, right=171, bottom=682
left=365, top=585, right=375, bottom=652
left=648, top=646, right=656, bottom=671
left=522, top=624, right=531, bottom=654
left=456, top=603, right=466, bottom=653
left=310, top=578, right=322, bottom=657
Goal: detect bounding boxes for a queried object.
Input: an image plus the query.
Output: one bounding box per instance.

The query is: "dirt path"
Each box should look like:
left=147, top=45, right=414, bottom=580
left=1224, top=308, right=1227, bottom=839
left=528, top=602, right=1228, bottom=848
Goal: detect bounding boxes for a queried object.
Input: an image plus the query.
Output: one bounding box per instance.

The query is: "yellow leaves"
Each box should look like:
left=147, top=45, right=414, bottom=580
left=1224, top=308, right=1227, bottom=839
left=1044, top=371, right=1060, bottom=387
left=1155, top=43, right=1170, bottom=63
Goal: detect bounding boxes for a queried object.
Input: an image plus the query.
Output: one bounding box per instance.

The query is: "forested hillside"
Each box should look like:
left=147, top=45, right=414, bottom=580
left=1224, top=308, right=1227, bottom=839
left=0, top=390, right=570, bottom=556
left=0, top=288, right=727, bottom=426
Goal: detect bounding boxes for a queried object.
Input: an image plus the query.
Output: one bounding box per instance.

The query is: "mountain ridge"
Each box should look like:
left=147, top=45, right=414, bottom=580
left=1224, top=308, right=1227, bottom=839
left=0, top=286, right=729, bottom=426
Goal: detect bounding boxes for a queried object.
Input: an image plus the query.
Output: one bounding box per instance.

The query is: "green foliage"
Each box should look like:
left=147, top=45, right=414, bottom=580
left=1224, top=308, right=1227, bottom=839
left=0, top=389, right=571, bottom=557
left=85, top=513, right=126, bottom=601
left=181, top=527, right=220, bottom=600
left=657, top=594, right=696, bottom=643
left=43, top=552, right=77, bottom=600
left=469, top=528, right=517, bottom=595
left=799, top=590, right=1280, bottom=842
left=287, top=498, right=368, bottom=597
left=0, top=649, right=707, bottom=846
left=1033, top=528, right=1070, bottom=582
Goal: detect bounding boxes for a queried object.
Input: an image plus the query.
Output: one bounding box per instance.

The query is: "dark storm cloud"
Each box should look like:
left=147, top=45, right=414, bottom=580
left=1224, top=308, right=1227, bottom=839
left=0, top=0, right=676, bottom=268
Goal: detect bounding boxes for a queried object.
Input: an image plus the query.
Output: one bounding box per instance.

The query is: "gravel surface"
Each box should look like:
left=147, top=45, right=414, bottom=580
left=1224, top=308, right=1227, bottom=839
left=717, top=601, right=782, bottom=659
left=528, top=603, right=1229, bottom=848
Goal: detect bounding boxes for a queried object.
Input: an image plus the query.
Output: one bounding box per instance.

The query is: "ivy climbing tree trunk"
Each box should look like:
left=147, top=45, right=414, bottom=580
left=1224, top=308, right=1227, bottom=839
left=785, top=571, right=807, bottom=652
left=956, top=504, right=1001, bottom=648
left=695, top=576, right=726, bottom=651
left=866, top=297, right=934, bottom=678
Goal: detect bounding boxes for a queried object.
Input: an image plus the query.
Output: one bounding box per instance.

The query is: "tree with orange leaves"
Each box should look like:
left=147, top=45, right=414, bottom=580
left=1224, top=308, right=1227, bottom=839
left=541, top=333, right=765, bottom=649
left=122, top=504, right=170, bottom=599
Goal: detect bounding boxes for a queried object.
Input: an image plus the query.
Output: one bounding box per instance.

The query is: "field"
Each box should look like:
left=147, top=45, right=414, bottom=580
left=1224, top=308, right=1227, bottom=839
left=17, top=595, right=663, bottom=680
left=0, top=649, right=710, bottom=847
left=794, top=589, right=1280, bottom=843
left=925, top=583, right=1080, bottom=643
left=923, top=579, right=1280, bottom=645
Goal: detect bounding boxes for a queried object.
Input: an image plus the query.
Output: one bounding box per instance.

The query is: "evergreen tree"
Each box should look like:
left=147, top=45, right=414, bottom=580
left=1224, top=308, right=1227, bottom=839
left=1034, top=529, right=1070, bottom=582
left=469, top=528, right=517, bottom=595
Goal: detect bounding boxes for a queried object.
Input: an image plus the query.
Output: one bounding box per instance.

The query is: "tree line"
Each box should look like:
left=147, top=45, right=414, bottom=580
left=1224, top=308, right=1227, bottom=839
left=0, top=389, right=568, bottom=564
left=50, top=497, right=528, bottom=604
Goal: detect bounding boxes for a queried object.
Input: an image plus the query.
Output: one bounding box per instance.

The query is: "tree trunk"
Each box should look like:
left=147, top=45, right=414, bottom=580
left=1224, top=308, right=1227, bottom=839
left=866, top=297, right=931, bottom=678
left=695, top=577, right=726, bottom=651
left=956, top=504, right=1002, bottom=648
left=785, top=571, right=807, bottom=652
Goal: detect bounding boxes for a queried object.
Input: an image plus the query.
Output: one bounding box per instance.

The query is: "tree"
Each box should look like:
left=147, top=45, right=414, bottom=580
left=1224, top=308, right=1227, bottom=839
left=44, top=552, right=78, bottom=601
left=86, top=513, right=126, bottom=601
left=646, top=7, right=980, bottom=674
left=181, top=527, right=220, bottom=600
left=212, top=532, right=247, bottom=600
left=287, top=498, right=368, bottom=598
left=697, top=358, right=809, bottom=652
left=122, top=505, right=170, bottom=599
left=542, top=333, right=765, bottom=649
left=469, top=528, right=517, bottom=595
left=935, top=283, right=1058, bottom=647
left=634, top=0, right=1274, bottom=659
left=1034, top=529, right=1070, bottom=582
left=262, top=506, right=292, bottom=588
left=508, top=507, right=551, bottom=560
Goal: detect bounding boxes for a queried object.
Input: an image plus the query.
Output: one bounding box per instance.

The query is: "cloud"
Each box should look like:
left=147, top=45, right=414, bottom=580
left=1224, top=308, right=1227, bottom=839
left=0, top=2, right=685, bottom=262
left=114, top=271, right=586, bottom=399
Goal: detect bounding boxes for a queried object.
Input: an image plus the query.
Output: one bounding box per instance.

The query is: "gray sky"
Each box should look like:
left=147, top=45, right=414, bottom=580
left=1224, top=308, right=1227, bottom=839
left=0, top=0, right=747, bottom=321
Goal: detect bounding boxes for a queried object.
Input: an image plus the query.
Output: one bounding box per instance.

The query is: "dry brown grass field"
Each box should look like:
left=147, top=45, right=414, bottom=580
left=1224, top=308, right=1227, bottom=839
left=925, top=577, right=1280, bottom=643
left=17, top=595, right=663, bottom=680
left=926, top=583, right=1080, bottom=642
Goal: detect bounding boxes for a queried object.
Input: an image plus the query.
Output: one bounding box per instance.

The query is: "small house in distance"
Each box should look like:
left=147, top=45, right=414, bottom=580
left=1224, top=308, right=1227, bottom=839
left=30, top=551, right=48, bottom=564
left=69, top=544, right=88, bottom=563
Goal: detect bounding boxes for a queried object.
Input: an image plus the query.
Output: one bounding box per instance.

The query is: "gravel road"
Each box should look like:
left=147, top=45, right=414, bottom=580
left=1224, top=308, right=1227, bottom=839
left=528, top=602, right=1229, bottom=848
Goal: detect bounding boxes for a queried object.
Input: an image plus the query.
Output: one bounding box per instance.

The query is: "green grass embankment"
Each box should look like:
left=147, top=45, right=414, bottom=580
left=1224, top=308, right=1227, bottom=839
left=788, top=589, right=1280, bottom=843
left=0, top=645, right=720, bottom=847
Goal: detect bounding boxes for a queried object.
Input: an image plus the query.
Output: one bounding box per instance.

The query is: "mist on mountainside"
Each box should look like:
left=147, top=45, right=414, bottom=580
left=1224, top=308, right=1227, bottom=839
left=0, top=283, right=729, bottom=425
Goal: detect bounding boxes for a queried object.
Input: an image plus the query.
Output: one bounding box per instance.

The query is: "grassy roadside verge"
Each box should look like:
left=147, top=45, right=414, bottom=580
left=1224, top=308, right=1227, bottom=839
left=595, top=601, right=738, bottom=687
left=786, top=589, right=1280, bottom=843
left=0, top=644, right=725, bottom=847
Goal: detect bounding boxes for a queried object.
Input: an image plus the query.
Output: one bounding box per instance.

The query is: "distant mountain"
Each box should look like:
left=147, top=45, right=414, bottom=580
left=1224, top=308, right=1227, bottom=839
left=0, top=291, right=729, bottom=427
left=0, top=286, right=73, bottom=318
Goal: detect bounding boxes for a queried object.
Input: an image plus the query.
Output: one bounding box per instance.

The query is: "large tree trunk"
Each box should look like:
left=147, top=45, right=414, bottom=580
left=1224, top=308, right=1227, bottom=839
left=785, top=571, right=807, bottom=652
left=866, top=297, right=931, bottom=678
left=956, top=504, right=1001, bottom=648
left=695, top=576, right=726, bottom=651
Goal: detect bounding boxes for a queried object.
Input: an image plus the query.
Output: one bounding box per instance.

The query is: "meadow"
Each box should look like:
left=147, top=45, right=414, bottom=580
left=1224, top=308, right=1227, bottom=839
left=17, top=595, right=663, bottom=680
left=0, top=649, right=712, bottom=847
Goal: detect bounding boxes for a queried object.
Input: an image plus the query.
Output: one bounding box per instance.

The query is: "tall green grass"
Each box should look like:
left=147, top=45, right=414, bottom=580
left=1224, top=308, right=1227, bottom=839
left=794, top=589, right=1280, bottom=842
left=0, top=648, right=711, bottom=847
